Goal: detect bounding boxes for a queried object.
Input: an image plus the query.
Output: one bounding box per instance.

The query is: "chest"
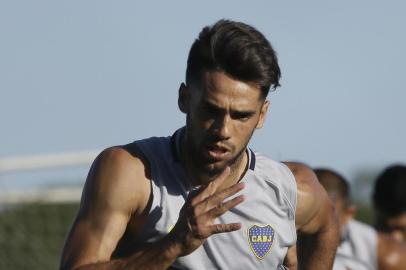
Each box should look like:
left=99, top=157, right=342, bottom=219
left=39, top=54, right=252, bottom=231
left=140, top=177, right=296, bottom=269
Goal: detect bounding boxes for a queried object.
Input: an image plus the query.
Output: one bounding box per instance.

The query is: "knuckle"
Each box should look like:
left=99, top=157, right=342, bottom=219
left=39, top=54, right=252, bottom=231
left=207, top=182, right=216, bottom=195
left=211, top=193, right=223, bottom=204
left=215, top=203, right=226, bottom=213
left=225, top=224, right=235, bottom=232
left=207, top=181, right=215, bottom=189
left=224, top=224, right=235, bottom=232
left=214, top=224, right=223, bottom=233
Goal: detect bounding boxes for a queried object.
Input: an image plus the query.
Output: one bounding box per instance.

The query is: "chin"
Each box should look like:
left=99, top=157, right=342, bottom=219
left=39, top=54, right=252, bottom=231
left=201, top=160, right=230, bottom=176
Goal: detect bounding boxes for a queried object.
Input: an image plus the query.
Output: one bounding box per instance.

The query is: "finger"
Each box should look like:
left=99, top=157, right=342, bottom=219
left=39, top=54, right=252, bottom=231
left=191, top=167, right=231, bottom=205
left=195, top=182, right=245, bottom=213
left=206, top=194, right=245, bottom=218
left=209, top=222, right=242, bottom=235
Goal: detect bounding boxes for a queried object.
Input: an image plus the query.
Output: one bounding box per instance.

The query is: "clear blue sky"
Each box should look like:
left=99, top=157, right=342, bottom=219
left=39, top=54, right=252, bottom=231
left=1, top=1, right=405, bottom=187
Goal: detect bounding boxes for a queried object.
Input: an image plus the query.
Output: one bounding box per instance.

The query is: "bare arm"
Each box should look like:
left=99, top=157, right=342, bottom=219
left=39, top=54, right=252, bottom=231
left=61, top=146, right=189, bottom=270
left=60, top=147, right=245, bottom=270
left=378, top=233, right=406, bottom=270
left=284, top=162, right=339, bottom=270
left=60, top=147, right=158, bottom=270
left=283, top=245, right=298, bottom=270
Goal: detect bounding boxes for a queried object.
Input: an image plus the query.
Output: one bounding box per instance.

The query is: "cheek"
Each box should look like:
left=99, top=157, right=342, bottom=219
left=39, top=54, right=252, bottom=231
left=232, top=124, right=256, bottom=149
left=237, top=120, right=258, bottom=136
left=188, top=110, right=208, bottom=130
left=189, top=107, right=213, bottom=129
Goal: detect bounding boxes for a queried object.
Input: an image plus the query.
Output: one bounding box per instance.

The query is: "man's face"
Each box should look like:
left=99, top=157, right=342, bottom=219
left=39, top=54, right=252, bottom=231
left=377, top=212, right=406, bottom=243
left=180, top=71, right=269, bottom=177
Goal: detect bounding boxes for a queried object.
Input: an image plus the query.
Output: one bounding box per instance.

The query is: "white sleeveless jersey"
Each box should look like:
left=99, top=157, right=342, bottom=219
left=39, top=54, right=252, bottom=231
left=133, top=128, right=297, bottom=269
left=333, top=220, right=378, bottom=270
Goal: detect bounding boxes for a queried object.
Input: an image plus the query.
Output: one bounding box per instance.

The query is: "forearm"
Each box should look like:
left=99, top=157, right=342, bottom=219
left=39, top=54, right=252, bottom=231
left=283, top=245, right=298, bottom=270
left=70, top=234, right=181, bottom=270
left=297, top=220, right=339, bottom=270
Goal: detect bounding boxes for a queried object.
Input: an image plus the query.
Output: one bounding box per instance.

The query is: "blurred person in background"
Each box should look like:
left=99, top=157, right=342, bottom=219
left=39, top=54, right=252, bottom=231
left=315, top=168, right=406, bottom=270
left=373, top=164, right=406, bottom=243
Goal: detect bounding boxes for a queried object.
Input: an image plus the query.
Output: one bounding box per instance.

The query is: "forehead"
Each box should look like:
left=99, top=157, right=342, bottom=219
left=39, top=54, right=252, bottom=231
left=197, top=71, right=263, bottom=108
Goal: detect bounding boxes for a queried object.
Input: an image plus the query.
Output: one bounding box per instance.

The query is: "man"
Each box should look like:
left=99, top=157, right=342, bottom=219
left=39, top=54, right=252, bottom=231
left=60, top=19, right=338, bottom=270
left=373, top=165, right=406, bottom=243
left=315, top=168, right=406, bottom=270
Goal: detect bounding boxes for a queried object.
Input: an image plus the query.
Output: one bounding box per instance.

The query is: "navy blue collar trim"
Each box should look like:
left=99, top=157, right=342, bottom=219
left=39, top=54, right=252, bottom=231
left=249, top=148, right=256, bottom=171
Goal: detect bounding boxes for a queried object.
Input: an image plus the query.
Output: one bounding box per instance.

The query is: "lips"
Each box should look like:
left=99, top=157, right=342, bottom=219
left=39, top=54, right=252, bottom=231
left=205, top=144, right=230, bottom=160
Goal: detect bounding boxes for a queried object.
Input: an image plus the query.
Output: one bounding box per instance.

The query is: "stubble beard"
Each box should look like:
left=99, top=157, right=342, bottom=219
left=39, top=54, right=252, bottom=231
left=183, top=119, right=253, bottom=182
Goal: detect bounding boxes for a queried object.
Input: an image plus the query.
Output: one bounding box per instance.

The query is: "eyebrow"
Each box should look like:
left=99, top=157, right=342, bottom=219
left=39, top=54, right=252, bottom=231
left=202, top=99, right=257, bottom=116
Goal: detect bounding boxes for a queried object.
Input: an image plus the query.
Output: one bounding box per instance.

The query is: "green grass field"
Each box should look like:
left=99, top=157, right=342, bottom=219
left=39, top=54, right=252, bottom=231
left=0, top=203, right=79, bottom=270
left=0, top=201, right=374, bottom=270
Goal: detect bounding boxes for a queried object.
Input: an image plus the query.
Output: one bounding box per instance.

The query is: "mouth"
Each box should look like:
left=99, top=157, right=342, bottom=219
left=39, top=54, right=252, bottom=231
left=205, top=144, right=230, bottom=160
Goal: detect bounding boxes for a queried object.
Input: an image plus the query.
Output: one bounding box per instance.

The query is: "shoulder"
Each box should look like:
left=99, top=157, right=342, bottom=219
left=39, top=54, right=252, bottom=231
left=96, top=145, right=150, bottom=178
left=282, top=162, right=318, bottom=187
left=282, top=162, right=322, bottom=204
left=283, top=162, right=334, bottom=233
left=83, top=145, right=151, bottom=215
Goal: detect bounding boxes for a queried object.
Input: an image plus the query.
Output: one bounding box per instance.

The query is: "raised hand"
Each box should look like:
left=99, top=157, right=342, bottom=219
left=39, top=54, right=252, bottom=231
left=168, top=167, right=246, bottom=256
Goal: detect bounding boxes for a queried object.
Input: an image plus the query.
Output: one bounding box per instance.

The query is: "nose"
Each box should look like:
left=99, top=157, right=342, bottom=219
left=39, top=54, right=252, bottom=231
left=212, top=114, right=231, bottom=140
left=391, top=230, right=405, bottom=243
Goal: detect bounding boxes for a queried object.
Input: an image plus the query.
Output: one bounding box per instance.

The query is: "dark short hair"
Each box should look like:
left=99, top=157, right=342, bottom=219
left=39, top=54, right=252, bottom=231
left=373, top=164, right=406, bottom=218
left=314, top=168, right=350, bottom=206
left=186, top=19, right=281, bottom=99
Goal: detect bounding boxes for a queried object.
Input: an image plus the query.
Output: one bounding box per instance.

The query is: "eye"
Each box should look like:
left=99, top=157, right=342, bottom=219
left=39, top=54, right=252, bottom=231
left=231, top=112, right=253, bottom=121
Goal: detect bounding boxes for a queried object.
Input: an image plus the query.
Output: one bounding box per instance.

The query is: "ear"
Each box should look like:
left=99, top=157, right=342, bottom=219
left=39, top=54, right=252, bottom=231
left=256, top=100, right=270, bottom=129
left=178, top=83, right=188, bottom=114
left=343, top=204, right=357, bottom=225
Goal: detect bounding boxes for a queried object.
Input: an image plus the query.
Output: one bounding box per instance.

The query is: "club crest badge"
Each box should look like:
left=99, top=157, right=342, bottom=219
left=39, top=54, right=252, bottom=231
left=247, top=224, right=275, bottom=260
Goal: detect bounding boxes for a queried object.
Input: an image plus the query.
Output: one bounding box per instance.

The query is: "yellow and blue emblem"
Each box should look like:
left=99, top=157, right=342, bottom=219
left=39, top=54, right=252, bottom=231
left=247, top=224, right=275, bottom=260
